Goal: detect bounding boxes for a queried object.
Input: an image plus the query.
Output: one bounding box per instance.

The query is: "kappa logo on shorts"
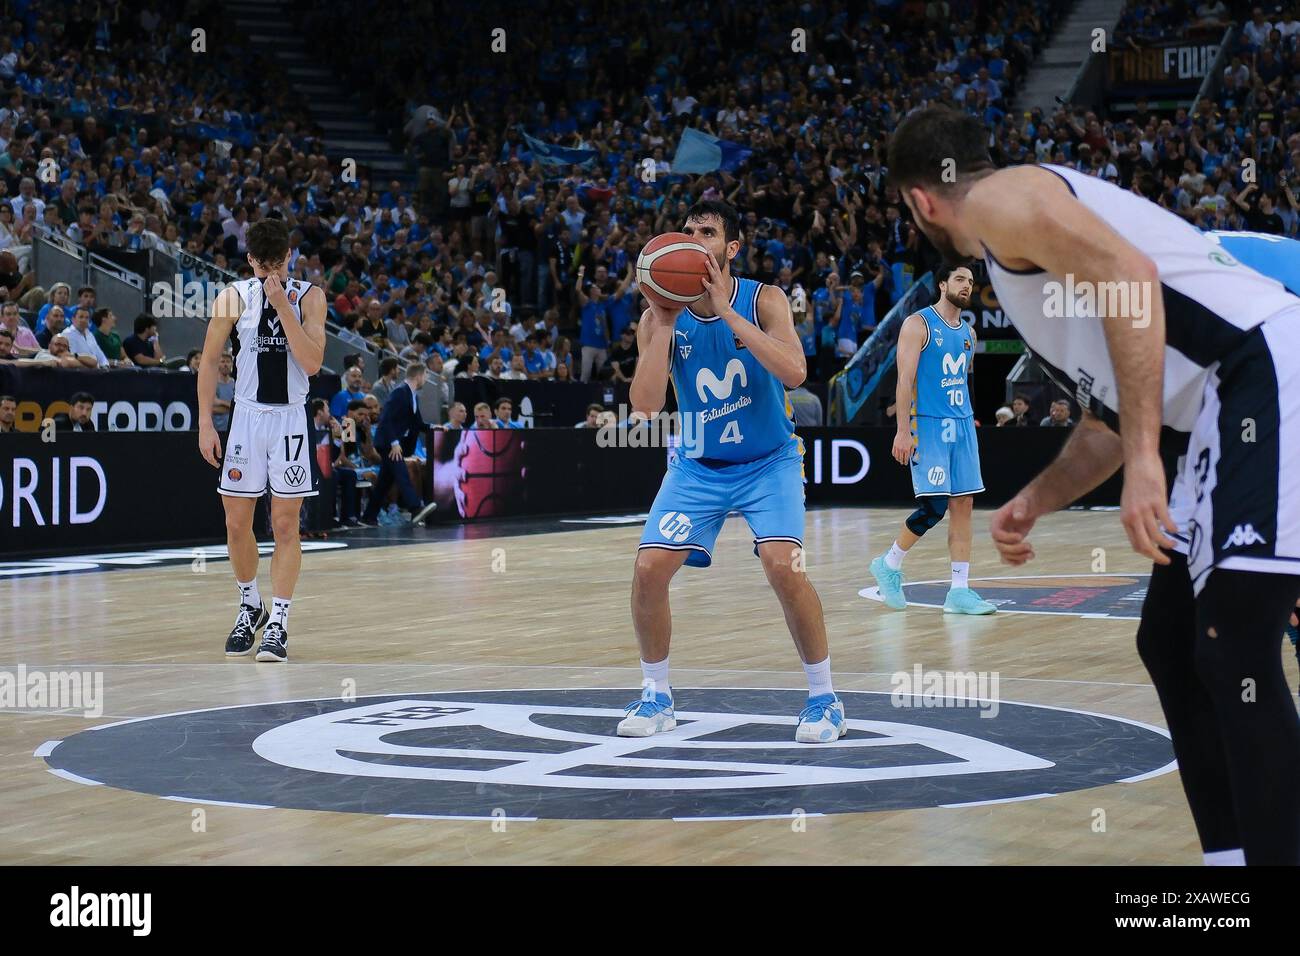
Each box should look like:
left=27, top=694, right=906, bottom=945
left=1221, top=524, right=1267, bottom=548
left=227, top=468, right=243, bottom=481
left=40, top=689, right=1174, bottom=820
left=658, top=511, right=693, bottom=542
left=284, top=465, right=307, bottom=487
left=927, top=465, right=946, bottom=485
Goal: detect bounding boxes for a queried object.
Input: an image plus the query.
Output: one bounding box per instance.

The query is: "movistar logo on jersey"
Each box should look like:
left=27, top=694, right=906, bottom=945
left=696, top=358, right=748, bottom=402
left=941, top=353, right=967, bottom=380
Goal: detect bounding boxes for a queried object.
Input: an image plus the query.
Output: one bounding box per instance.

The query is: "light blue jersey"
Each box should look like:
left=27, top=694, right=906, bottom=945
left=913, top=305, right=974, bottom=419
left=1206, top=231, right=1300, bottom=297
left=670, top=276, right=796, bottom=463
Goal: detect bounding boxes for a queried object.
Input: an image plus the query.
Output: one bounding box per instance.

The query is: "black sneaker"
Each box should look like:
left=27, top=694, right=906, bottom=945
left=256, top=621, right=288, bottom=662
left=226, top=603, right=269, bottom=656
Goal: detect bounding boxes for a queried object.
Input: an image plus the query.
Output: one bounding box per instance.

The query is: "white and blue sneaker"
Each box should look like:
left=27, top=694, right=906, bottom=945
left=869, top=554, right=907, bottom=609
left=796, top=693, right=847, bottom=743
left=616, top=683, right=676, bottom=737
left=943, top=587, right=997, bottom=615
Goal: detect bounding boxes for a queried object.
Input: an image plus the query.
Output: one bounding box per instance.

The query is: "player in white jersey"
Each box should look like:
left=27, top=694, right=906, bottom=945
left=887, top=106, right=1300, bottom=865
left=197, top=218, right=327, bottom=663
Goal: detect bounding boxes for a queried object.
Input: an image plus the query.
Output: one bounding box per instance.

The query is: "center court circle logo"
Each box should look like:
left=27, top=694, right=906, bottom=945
left=658, top=511, right=692, bottom=541
left=42, top=688, right=1172, bottom=820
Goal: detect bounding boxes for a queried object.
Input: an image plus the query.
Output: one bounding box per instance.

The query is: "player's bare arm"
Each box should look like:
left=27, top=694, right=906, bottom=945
left=968, top=168, right=1176, bottom=563
left=265, top=275, right=325, bottom=375
left=989, top=410, right=1124, bottom=565
left=892, top=312, right=926, bottom=465
left=198, top=285, right=241, bottom=467
left=629, top=303, right=677, bottom=416
left=700, top=256, right=805, bottom=387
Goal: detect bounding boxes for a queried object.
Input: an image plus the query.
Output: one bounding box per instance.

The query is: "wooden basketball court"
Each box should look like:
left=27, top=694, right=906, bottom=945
left=5, top=506, right=1273, bottom=865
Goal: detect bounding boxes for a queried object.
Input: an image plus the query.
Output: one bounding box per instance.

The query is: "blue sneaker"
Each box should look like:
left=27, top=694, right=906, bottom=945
left=869, top=554, right=907, bottom=609
left=796, top=693, right=847, bottom=743
left=616, top=682, right=676, bottom=737
left=943, top=587, right=997, bottom=615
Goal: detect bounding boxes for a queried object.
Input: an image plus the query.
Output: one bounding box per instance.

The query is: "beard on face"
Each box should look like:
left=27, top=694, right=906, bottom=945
left=943, top=286, right=972, bottom=309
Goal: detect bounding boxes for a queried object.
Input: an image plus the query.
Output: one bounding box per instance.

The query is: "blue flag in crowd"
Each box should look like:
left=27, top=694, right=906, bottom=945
left=670, top=128, right=752, bottom=174
left=519, top=128, right=598, bottom=168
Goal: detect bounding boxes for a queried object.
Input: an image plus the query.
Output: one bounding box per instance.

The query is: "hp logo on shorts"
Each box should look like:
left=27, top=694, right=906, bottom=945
left=658, top=511, right=693, bottom=542
left=284, top=466, right=307, bottom=487
left=927, top=466, right=946, bottom=485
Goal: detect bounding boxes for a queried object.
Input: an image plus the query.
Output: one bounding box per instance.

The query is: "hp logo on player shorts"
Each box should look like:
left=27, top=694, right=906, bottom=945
left=658, top=511, right=693, bottom=542
left=927, top=466, right=946, bottom=485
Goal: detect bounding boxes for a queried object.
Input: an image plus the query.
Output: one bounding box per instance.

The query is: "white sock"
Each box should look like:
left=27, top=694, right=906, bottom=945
left=270, top=596, right=292, bottom=628
left=641, top=657, right=670, bottom=699
left=1203, top=848, right=1245, bottom=866
left=237, top=578, right=261, bottom=608
left=951, top=561, right=970, bottom=589
left=884, top=541, right=908, bottom=570
left=803, top=656, right=833, bottom=699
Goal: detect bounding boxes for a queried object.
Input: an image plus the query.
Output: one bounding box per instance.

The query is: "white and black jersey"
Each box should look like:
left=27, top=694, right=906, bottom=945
left=983, top=164, right=1300, bottom=593
left=228, top=276, right=314, bottom=409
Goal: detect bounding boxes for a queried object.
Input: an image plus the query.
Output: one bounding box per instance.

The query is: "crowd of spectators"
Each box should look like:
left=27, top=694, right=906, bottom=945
left=5, top=0, right=1296, bottom=444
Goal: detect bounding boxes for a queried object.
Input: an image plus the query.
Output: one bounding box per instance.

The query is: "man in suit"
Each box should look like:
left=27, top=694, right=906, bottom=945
left=362, top=362, right=438, bottom=526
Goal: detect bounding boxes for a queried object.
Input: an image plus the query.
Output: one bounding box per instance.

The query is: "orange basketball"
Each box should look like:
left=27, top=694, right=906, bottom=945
left=636, top=232, right=711, bottom=309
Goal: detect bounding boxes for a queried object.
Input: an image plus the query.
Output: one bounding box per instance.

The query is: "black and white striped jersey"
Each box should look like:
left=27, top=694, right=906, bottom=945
left=983, top=164, right=1300, bottom=433
left=227, top=276, right=313, bottom=408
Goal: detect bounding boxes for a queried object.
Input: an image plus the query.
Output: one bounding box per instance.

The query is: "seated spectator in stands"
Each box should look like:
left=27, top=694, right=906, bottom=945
left=362, top=393, right=383, bottom=427
left=124, top=315, right=165, bottom=367
left=454, top=353, right=482, bottom=378
left=399, top=331, right=433, bottom=363
left=485, top=355, right=507, bottom=380
left=64, top=306, right=109, bottom=368
left=576, top=403, right=603, bottom=428
left=1041, top=399, right=1075, bottom=427
left=53, top=391, right=96, bottom=431
left=607, top=324, right=638, bottom=382
left=92, top=309, right=124, bottom=364
left=439, top=401, right=468, bottom=429
left=501, top=354, right=528, bottom=380
left=361, top=363, right=437, bottom=526
left=787, top=386, right=823, bottom=426
left=331, top=365, right=367, bottom=418
left=40, top=333, right=95, bottom=369
left=0, top=394, right=14, bottom=432
left=995, top=406, right=1015, bottom=426
left=336, top=314, right=368, bottom=349
left=371, top=357, right=402, bottom=404
left=213, top=351, right=235, bottom=431
left=356, top=300, right=394, bottom=352
left=493, top=397, right=523, bottom=429
left=36, top=282, right=72, bottom=331
left=1009, top=394, right=1036, bottom=427
left=311, top=398, right=337, bottom=446
left=184, top=348, right=202, bottom=373
left=0, top=251, right=35, bottom=305
left=1, top=302, right=38, bottom=356
left=554, top=336, right=574, bottom=378
left=0, top=326, right=18, bottom=362
left=35, top=304, right=66, bottom=349
left=334, top=398, right=382, bottom=526
left=471, top=402, right=496, bottom=429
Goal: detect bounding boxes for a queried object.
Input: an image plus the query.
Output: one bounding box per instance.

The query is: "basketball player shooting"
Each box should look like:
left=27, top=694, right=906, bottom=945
left=869, top=264, right=997, bottom=615
left=887, top=106, right=1300, bottom=865
left=197, top=219, right=327, bottom=663
left=621, top=200, right=846, bottom=744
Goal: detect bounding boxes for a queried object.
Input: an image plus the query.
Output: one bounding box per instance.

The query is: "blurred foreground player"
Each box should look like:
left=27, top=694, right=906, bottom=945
left=623, top=200, right=845, bottom=743
left=869, top=264, right=996, bottom=615
left=889, top=106, right=1300, bottom=864
left=198, top=219, right=327, bottom=662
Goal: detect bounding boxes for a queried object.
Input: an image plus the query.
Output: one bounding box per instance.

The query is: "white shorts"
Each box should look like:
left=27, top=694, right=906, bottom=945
left=220, top=402, right=318, bottom=499
left=1167, top=316, right=1300, bottom=595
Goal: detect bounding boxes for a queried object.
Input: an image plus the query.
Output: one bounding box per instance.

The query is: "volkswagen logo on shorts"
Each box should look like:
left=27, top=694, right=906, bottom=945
left=284, top=465, right=307, bottom=486
left=658, top=511, right=692, bottom=542
left=927, top=465, right=946, bottom=485
left=40, top=689, right=1173, bottom=820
